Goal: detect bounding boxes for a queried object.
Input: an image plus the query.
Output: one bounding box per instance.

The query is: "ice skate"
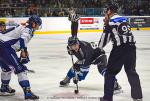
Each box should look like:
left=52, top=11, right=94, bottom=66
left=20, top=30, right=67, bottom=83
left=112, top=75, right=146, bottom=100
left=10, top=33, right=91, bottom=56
left=0, top=84, right=15, bottom=96
left=100, top=97, right=109, bottom=101
left=24, top=87, right=39, bottom=100
left=113, top=81, right=123, bottom=95
left=133, top=98, right=143, bottom=101
left=60, top=76, right=70, bottom=87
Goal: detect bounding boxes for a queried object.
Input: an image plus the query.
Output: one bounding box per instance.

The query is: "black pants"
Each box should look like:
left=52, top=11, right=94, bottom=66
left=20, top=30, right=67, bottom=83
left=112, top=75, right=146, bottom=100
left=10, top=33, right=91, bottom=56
left=71, top=22, right=78, bottom=37
left=103, top=44, right=143, bottom=101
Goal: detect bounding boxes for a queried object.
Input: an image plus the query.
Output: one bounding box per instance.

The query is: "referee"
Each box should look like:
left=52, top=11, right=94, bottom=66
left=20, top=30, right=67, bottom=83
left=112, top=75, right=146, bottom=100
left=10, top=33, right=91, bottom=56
left=68, top=7, right=80, bottom=37
left=99, top=4, right=143, bottom=101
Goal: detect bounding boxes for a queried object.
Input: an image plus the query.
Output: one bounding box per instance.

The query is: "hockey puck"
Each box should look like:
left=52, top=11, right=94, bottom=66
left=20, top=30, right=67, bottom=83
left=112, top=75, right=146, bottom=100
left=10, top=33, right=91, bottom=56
left=74, top=90, right=79, bottom=94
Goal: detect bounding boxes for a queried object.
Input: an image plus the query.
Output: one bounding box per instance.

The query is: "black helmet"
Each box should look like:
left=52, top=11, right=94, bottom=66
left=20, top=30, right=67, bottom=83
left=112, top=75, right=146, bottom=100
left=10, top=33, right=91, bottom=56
left=107, top=3, right=118, bottom=13
left=28, top=15, right=42, bottom=26
left=68, top=37, right=79, bottom=46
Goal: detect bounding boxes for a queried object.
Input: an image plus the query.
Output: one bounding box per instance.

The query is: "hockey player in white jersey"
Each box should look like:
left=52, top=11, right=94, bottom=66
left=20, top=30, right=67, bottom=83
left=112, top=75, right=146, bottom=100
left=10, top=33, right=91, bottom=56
left=0, top=21, right=31, bottom=96
left=0, top=15, right=42, bottom=100
left=0, top=21, right=32, bottom=68
left=0, top=21, right=16, bottom=96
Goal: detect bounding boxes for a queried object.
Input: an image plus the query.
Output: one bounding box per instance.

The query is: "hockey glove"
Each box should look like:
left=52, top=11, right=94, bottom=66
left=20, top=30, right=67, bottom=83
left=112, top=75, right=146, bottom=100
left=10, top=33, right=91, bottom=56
left=73, top=63, right=81, bottom=72
left=20, top=48, right=29, bottom=64
left=73, top=70, right=79, bottom=84
left=95, top=48, right=105, bottom=54
left=67, top=46, right=73, bottom=55
left=19, top=56, right=30, bottom=64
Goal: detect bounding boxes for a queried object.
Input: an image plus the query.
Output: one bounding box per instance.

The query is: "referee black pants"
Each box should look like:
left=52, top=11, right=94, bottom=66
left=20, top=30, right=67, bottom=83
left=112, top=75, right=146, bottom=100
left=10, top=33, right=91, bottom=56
left=71, top=22, right=78, bottom=37
left=103, top=44, right=143, bottom=101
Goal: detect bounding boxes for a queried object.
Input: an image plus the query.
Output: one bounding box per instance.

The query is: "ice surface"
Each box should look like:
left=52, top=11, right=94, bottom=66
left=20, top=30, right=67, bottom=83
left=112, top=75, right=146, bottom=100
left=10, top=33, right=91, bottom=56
left=0, top=31, right=150, bottom=101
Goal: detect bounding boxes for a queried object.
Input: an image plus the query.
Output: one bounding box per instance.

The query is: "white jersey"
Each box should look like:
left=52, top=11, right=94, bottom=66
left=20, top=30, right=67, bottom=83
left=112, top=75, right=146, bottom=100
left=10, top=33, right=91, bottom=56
left=0, top=25, right=34, bottom=51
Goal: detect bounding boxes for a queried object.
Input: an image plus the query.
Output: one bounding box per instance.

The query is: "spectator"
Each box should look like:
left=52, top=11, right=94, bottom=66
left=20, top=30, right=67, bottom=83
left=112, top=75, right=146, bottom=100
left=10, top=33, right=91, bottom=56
left=0, top=0, right=149, bottom=17
left=58, top=8, right=65, bottom=16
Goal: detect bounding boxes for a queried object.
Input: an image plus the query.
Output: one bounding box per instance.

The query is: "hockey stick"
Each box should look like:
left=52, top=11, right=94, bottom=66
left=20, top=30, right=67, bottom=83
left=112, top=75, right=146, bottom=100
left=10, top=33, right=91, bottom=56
left=27, top=69, right=35, bottom=73
left=71, top=55, right=79, bottom=94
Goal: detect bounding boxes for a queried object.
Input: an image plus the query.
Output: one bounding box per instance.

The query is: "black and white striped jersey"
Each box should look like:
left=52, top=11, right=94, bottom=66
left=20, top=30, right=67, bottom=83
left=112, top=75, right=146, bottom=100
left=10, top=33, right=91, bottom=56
left=68, top=13, right=80, bottom=22
left=98, top=14, right=135, bottom=48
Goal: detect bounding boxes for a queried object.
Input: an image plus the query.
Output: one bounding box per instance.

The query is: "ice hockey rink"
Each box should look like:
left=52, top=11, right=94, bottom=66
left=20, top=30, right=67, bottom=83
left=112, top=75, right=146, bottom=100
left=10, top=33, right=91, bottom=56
left=0, top=30, right=150, bottom=101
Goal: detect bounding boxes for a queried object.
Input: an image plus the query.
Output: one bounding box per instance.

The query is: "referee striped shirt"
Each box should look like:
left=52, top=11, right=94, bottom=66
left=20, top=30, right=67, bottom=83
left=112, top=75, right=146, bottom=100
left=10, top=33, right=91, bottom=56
left=98, top=14, right=135, bottom=48
left=68, top=13, right=80, bottom=22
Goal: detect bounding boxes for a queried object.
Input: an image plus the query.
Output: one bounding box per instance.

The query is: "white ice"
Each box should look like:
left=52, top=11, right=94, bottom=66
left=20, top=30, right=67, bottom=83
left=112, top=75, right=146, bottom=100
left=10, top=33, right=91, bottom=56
left=0, top=30, right=150, bottom=101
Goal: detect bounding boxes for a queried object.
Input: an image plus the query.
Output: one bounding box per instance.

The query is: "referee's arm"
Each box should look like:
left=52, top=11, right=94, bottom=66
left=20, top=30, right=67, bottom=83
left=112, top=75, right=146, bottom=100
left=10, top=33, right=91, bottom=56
left=98, top=26, right=111, bottom=49
left=68, top=15, right=71, bottom=21
left=74, top=14, right=80, bottom=22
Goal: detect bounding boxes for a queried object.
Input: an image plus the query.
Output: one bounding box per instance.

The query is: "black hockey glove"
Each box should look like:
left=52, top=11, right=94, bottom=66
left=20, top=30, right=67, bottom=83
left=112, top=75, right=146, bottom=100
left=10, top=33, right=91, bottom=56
left=19, top=56, right=30, bottom=64
left=73, top=63, right=81, bottom=72
left=95, top=48, right=105, bottom=54
left=20, top=48, right=30, bottom=64
left=67, top=46, right=73, bottom=55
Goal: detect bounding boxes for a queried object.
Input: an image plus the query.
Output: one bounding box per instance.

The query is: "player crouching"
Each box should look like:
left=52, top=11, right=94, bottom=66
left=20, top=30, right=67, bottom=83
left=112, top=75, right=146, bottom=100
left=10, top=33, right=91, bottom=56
left=59, top=37, right=122, bottom=94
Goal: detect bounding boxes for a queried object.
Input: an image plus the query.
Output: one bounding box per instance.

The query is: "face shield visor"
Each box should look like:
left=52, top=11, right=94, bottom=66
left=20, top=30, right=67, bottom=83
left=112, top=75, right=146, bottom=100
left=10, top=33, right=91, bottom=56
left=35, top=23, right=42, bottom=30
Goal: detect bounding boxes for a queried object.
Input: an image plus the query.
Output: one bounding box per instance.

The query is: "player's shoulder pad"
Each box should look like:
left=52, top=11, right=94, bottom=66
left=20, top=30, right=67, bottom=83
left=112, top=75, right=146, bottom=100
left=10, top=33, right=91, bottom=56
left=80, top=41, right=90, bottom=46
left=23, top=26, right=33, bottom=36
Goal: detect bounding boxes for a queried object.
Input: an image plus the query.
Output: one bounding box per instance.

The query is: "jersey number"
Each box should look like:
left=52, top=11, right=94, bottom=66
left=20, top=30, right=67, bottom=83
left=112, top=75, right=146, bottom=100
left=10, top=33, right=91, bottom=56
left=118, top=22, right=132, bottom=36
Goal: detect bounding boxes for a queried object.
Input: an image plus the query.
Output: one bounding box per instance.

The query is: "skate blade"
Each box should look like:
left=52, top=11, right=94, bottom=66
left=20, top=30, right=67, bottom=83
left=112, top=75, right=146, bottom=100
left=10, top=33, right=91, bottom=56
left=113, top=90, right=123, bottom=95
left=59, top=84, right=69, bottom=87
left=0, top=92, right=15, bottom=96
left=59, top=85, right=69, bottom=87
left=25, top=99, right=39, bottom=101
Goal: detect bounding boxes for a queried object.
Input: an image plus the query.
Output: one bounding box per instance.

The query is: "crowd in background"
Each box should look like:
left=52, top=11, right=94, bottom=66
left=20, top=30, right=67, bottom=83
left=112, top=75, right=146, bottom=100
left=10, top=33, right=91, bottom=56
left=0, top=0, right=149, bottom=17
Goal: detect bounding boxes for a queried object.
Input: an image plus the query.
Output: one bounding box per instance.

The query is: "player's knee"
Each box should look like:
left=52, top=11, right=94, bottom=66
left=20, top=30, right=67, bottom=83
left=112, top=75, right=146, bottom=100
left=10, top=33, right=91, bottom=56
left=1, top=71, right=12, bottom=80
